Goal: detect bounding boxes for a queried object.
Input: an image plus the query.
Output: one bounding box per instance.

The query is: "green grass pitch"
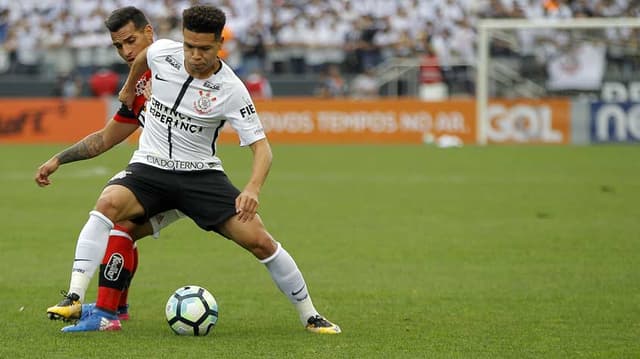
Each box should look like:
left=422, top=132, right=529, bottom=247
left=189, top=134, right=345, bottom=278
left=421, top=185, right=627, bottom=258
left=0, top=143, right=638, bottom=358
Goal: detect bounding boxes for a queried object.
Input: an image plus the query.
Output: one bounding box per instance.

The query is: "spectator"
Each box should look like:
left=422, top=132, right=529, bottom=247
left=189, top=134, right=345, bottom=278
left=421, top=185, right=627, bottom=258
left=88, top=68, right=120, bottom=97
left=350, top=66, right=379, bottom=99
left=9, top=20, right=41, bottom=75
left=155, top=16, right=182, bottom=41
left=240, top=22, right=267, bottom=75
left=301, top=15, right=332, bottom=73
left=264, top=19, right=288, bottom=74
left=53, top=72, right=83, bottom=98
left=315, top=64, right=347, bottom=98
left=283, top=16, right=308, bottom=74
left=342, top=18, right=362, bottom=74
left=244, top=69, right=273, bottom=99
left=0, top=8, right=9, bottom=44
left=0, top=9, right=11, bottom=73
left=418, top=44, right=447, bottom=101
left=0, top=0, right=636, bottom=99
left=219, top=25, right=241, bottom=72
left=357, top=15, right=382, bottom=72
left=40, top=24, right=74, bottom=79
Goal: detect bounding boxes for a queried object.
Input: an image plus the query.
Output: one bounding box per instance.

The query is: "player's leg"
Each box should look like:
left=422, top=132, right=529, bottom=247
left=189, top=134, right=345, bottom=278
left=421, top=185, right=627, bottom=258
left=62, top=223, right=135, bottom=332
left=47, top=184, right=143, bottom=322
left=94, top=210, right=185, bottom=319
left=47, top=222, right=136, bottom=322
left=52, top=164, right=172, bottom=331
left=217, top=215, right=340, bottom=334
left=62, top=222, right=138, bottom=332
left=94, top=224, right=137, bottom=318
left=179, top=170, right=340, bottom=334
left=61, top=210, right=185, bottom=332
left=92, top=219, right=148, bottom=321
left=116, top=242, right=137, bottom=320
left=69, top=184, right=144, bottom=300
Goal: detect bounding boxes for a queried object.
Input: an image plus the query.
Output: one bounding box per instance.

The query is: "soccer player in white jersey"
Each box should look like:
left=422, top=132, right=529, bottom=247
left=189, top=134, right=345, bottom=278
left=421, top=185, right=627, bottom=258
left=36, top=7, right=184, bottom=331
left=60, top=5, right=341, bottom=334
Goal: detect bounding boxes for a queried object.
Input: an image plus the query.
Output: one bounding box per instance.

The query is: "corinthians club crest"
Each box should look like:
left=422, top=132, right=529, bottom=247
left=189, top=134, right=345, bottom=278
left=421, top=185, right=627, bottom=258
left=194, top=90, right=216, bottom=115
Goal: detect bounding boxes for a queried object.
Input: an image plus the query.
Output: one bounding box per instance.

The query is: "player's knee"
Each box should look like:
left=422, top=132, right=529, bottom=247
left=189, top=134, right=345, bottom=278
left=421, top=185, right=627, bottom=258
left=248, top=232, right=277, bottom=260
left=95, top=194, right=124, bottom=222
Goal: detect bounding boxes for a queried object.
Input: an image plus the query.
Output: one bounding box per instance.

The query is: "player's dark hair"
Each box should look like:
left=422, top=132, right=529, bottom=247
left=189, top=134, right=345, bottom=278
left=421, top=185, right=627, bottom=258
left=104, top=6, right=149, bottom=32
left=183, top=5, right=226, bottom=39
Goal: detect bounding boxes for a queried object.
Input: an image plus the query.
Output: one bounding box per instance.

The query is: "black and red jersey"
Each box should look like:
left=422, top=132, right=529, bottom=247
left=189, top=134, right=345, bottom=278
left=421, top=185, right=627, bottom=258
left=113, top=70, right=151, bottom=126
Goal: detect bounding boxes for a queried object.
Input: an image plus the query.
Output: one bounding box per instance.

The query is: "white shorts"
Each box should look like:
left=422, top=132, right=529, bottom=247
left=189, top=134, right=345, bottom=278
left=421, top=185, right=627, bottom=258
left=149, top=209, right=185, bottom=238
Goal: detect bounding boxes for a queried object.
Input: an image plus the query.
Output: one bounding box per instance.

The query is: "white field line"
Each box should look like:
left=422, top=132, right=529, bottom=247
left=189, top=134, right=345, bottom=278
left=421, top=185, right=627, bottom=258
left=265, top=172, right=605, bottom=185
left=2, top=166, right=112, bottom=181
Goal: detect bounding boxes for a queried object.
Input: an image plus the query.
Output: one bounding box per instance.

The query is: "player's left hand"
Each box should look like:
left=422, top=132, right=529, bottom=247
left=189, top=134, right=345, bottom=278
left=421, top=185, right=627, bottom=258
left=235, top=190, right=259, bottom=223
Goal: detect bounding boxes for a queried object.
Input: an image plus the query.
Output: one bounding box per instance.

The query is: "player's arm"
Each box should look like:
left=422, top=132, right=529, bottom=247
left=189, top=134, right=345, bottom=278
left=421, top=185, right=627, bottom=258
left=236, top=138, right=273, bottom=222
left=119, top=47, right=149, bottom=109
left=34, top=120, right=138, bottom=187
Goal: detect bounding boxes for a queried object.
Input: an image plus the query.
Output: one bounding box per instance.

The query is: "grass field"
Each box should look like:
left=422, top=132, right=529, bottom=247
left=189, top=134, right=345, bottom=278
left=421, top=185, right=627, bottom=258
left=0, top=143, right=638, bottom=358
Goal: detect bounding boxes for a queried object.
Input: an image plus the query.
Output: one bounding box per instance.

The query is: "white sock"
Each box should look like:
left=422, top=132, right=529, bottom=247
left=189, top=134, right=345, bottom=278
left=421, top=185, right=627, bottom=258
left=69, top=210, right=113, bottom=302
left=260, top=242, right=319, bottom=326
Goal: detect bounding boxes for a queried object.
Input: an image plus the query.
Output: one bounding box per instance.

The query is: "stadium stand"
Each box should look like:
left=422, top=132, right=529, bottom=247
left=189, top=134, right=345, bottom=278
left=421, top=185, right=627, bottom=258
left=0, top=0, right=638, bottom=97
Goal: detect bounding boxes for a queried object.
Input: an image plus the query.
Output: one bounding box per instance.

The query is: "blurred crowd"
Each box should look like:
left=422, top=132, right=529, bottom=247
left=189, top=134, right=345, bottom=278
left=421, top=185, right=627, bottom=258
left=0, top=0, right=638, bottom=98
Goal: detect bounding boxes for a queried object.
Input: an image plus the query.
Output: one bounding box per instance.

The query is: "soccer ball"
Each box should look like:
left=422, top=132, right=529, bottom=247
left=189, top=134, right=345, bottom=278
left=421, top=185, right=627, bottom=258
left=165, top=285, right=218, bottom=336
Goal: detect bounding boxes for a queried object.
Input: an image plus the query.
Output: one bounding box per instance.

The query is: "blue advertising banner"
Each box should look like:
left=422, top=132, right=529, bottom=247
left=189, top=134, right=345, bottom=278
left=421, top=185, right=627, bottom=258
left=589, top=102, right=640, bottom=143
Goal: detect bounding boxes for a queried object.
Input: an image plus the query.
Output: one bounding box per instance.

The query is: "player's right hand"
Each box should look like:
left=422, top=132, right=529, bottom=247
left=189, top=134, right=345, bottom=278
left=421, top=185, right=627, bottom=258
left=35, top=157, right=59, bottom=187
left=235, top=189, right=259, bottom=223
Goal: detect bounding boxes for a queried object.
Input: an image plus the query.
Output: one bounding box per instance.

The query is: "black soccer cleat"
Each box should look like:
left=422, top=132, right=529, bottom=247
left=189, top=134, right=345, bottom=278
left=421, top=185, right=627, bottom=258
left=305, top=314, right=341, bottom=334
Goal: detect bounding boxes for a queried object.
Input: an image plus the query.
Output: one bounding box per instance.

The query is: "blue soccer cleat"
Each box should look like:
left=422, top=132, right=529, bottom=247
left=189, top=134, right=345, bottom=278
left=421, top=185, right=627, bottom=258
left=80, top=303, right=130, bottom=321
left=61, top=308, right=121, bottom=332
left=79, top=303, right=95, bottom=320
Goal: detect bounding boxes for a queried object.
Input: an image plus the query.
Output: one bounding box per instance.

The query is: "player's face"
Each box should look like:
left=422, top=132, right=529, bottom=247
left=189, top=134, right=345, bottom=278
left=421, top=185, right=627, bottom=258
left=110, top=22, right=154, bottom=65
left=183, top=29, right=224, bottom=78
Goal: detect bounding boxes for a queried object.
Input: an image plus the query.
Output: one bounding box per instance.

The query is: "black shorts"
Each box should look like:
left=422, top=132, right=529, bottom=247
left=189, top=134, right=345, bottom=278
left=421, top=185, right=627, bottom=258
left=108, top=163, right=240, bottom=233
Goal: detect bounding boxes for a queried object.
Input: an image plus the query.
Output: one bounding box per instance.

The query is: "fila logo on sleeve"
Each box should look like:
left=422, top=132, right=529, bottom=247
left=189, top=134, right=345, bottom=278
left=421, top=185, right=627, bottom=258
left=240, top=104, right=256, bottom=118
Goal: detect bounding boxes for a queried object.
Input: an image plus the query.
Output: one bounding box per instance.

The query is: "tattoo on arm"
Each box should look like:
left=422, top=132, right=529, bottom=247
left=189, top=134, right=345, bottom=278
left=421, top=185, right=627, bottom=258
left=56, top=133, right=105, bottom=165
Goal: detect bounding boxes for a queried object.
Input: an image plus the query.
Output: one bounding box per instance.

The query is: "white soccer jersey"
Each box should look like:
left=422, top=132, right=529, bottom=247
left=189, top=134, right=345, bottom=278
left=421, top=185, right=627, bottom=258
left=129, top=39, right=266, bottom=172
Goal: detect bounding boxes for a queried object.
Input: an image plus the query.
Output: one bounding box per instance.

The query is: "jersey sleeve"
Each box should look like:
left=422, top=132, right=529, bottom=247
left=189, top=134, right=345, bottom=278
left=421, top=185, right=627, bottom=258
left=146, top=39, right=181, bottom=73
left=113, top=103, right=140, bottom=125
left=224, top=83, right=266, bottom=146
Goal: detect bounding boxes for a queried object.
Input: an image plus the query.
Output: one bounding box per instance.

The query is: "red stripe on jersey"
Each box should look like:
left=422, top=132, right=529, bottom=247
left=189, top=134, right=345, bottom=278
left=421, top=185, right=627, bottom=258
left=131, top=70, right=151, bottom=116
